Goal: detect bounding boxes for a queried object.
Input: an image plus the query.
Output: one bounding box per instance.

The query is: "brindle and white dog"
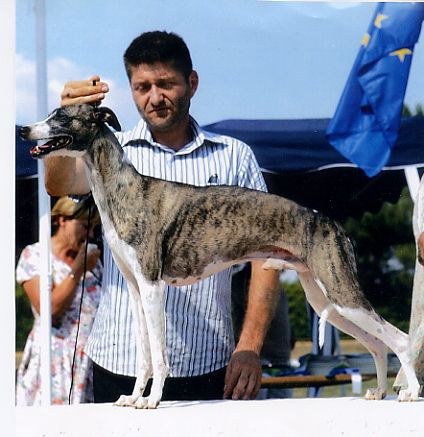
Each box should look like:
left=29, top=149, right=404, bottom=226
left=20, top=104, right=421, bottom=408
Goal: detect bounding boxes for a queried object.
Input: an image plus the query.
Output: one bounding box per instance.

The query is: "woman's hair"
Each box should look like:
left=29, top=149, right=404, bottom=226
left=51, top=195, right=100, bottom=232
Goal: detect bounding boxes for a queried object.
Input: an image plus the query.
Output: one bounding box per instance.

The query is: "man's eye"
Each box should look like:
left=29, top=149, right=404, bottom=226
left=135, top=84, right=148, bottom=93
left=159, top=82, right=173, bottom=90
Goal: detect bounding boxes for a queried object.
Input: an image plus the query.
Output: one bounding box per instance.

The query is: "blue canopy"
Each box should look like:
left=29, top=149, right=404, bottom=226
left=204, top=116, right=424, bottom=219
left=16, top=126, right=37, bottom=178
left=204, top=116, right=424, bottom=173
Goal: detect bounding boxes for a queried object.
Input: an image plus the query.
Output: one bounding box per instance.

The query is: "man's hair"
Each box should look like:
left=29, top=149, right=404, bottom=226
left=123, top=31, right=193, bottom=81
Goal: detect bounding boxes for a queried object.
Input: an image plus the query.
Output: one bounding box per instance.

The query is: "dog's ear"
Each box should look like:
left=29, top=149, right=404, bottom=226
left=94, top=106, right=122, bottom=132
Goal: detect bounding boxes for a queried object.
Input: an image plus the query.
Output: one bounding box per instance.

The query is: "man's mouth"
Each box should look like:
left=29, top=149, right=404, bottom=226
left=30, top=136, right=73, bottom=157
left=150, top=106, right=169, bottom=116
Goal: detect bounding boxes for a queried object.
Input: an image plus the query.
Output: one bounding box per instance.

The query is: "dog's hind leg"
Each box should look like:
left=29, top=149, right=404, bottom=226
left=335, top=305, right=421, bottom=401
left=298, top=271, right=389, bottom=400
left=326, top=310, right=389, bottom=400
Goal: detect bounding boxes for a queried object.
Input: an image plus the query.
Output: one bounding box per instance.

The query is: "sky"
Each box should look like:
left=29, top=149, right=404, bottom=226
left=16, top=0, right=424, bottom=132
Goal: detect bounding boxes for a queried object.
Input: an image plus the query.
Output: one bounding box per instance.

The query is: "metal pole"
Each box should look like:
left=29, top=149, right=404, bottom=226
left=35, top=0, right=52, bottom=406
left=405, top=167, right=421, bottom=204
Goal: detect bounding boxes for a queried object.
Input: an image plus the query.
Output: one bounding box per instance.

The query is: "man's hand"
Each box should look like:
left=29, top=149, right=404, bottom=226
left=61, top=75, right=109, bottom=107
left=223, top=262, right=280, bottom=400
left=223, top=350, right=262, bottom=400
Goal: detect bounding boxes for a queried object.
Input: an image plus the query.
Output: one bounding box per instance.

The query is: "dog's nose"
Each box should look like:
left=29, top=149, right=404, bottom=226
left=19, top=126, right=31, bottom=140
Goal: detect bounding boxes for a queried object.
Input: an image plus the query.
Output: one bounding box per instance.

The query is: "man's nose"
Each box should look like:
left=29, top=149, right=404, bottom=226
left=149, top=86, right=164, bottom=106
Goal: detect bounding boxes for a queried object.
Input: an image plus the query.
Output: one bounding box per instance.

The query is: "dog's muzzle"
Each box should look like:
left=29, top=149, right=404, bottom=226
left=19, top=126, right=73, bottom=158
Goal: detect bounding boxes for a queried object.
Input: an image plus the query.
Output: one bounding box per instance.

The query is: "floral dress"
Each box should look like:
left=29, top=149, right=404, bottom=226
left=16, top=242, right=102, bottom=405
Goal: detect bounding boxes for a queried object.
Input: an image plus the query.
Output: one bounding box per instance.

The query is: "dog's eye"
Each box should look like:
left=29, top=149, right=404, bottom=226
left=56, top=113, right=69, bottom=123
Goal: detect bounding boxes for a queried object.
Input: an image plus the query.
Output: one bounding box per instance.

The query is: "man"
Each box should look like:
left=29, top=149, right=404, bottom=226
left=44, top=31, right=280, bottom=402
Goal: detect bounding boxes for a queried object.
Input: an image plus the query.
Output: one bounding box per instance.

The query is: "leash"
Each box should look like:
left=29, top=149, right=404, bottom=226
left=68, top=195, right=93, bottom=405
left=92, top=79, right=100, bottom=107
left=69, top=79, right=101, bottom=403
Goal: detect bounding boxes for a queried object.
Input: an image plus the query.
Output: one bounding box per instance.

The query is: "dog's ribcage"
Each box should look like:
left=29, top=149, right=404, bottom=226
left=82, top=125, right=371, bottom=311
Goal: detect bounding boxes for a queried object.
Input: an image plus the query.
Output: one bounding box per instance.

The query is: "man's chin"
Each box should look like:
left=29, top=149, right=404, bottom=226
left=144, top=116, right=180, bottom=133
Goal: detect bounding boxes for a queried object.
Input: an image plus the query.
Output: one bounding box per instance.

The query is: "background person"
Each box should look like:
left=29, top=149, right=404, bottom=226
left=16, top=196, right=102, bottom=405
left=43, top=31, right=280, bottom=402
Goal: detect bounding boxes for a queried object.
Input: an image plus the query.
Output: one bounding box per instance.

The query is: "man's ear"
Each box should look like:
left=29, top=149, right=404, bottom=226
left=95, top=106, right=122, bottom=132
left=189, top=70, right=199, bottom=98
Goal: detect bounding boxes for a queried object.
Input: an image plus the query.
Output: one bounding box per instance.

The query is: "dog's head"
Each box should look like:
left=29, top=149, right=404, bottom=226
left=20, top=104, right=121, bottom=159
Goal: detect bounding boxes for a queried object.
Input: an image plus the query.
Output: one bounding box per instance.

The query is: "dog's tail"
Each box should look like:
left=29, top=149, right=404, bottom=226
left=318, top=305, right=332, bottom=349
left=306, top=217, right=374, bottom=311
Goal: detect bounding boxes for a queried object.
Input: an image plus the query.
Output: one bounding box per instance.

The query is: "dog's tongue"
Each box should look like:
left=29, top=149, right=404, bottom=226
left=30, top=140, right=54, bottom=157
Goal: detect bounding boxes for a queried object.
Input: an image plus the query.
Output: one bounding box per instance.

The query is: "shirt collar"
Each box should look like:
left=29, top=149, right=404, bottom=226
left=129, top=116, right=222, bottom=155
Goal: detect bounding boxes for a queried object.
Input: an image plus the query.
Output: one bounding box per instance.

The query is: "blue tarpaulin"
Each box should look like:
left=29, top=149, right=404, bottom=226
left=204, top=116, right=424, bottom=173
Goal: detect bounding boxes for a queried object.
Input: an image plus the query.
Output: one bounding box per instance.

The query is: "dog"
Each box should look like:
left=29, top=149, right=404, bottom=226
left=20, top=103, right=421, bottom=407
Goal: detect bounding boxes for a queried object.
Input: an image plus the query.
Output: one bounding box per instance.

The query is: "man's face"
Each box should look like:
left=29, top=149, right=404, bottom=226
left=128, top=62, right=198, bottom=133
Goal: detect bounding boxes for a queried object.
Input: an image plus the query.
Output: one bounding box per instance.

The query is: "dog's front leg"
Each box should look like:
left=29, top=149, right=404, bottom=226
left=114, top=280, right=152, bottom=408
left=136, top=277, right=169, bottom=409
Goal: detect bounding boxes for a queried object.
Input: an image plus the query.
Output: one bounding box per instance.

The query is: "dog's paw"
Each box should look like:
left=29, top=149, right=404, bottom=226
left=114, top=394, right=160, bottom=409
left=397, top=387, right=420, bottom=402
left=364, top=387, right=387, bottom=400
left=113, top=394, right=139, bottom=407
left=133, top=395, right=160, bottom=409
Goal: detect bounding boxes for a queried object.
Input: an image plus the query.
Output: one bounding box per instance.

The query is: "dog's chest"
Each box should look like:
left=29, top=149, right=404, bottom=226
left=90, top=182, right=145, bottom=276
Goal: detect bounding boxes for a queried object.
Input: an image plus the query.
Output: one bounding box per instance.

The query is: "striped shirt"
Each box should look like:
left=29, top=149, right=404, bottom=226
left=85, top=117, right=267, bottom=377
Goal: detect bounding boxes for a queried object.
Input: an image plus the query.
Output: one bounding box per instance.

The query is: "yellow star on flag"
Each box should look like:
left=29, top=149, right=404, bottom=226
left=374, top=14, right=388, bottom=29
left=361, top=33, right=371, bottom=47
left=389, top=48, right=413, bottom=62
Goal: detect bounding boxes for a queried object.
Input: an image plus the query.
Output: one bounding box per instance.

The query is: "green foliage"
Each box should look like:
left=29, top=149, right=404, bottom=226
left=402, top=105, right=412, bottom=117
left=403, top=103, right=424, bottom=117
left=415, top=104, right=424, bottom=116
left=15, top=283, right=33, bottom=350
left=283, top=280, right=311, bottom=341
left=343, top=187, right=415, bottom=332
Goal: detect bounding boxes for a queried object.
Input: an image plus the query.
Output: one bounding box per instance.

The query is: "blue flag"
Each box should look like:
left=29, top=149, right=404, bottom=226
left=326, top=3, right=424, bottom=177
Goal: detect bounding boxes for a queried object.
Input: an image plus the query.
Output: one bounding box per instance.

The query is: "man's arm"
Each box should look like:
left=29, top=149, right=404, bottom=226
left=224, top=261, right=280, bottom=400
left=44, top=75, right=109, bottom=196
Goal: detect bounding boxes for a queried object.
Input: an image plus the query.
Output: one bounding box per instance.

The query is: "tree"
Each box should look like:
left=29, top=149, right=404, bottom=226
left=283, top=279, right=311, bottom=340
left=343, top=187, right=415, bottom=332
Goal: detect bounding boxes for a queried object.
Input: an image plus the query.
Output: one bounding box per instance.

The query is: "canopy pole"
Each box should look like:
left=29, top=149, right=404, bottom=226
left=35, top=0, right=52, bottom=406
left=405, top=167, right=421, bottom=204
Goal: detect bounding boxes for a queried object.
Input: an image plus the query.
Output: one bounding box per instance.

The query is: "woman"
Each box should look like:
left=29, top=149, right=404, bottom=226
left=16, top=196, right=102, bottom=405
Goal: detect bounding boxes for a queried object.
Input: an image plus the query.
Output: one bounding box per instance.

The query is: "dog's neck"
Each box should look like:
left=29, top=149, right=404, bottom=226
left=84, top=125, right=124, bottom=178
left=80, top=123, right=159, bottom=249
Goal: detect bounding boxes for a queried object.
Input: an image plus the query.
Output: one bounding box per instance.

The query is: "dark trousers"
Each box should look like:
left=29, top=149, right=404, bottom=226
left=93, top=362, right=226, bottom=403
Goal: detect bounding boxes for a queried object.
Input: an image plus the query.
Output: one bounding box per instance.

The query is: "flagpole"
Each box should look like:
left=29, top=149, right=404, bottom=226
left=35, top=0, right=52, bottom=406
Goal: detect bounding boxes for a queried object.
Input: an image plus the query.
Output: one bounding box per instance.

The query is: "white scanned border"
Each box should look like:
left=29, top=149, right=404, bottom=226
left=0, top=0, right=16, bottom=431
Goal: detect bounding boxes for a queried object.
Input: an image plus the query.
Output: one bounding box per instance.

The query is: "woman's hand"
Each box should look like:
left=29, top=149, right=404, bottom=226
left=72, top=242, right=101, bottom=275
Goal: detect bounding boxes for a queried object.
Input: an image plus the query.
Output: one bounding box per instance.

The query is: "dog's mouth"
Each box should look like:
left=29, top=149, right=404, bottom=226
left=30, top=135, right=73, bottom=157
